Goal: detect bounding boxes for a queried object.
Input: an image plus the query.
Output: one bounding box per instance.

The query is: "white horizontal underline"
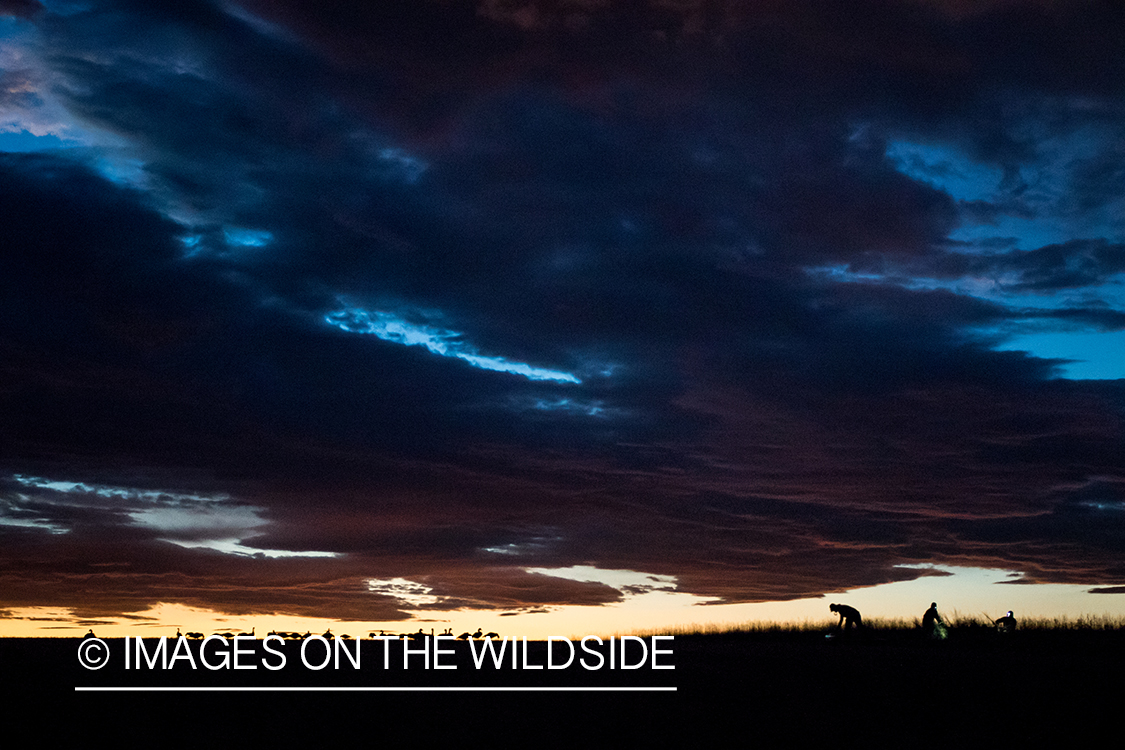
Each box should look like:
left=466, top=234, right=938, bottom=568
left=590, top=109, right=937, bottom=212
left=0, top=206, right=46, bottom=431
left=75, top=685, right=676, bottom=692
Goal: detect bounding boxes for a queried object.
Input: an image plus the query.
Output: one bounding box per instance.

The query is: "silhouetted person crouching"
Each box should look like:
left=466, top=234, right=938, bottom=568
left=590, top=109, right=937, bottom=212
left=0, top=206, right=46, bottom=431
left=994, top=610, right=1016, bottom=634
left=830, top=603, right=863, bottom=635
left=922, top=602, right=947, bottom=640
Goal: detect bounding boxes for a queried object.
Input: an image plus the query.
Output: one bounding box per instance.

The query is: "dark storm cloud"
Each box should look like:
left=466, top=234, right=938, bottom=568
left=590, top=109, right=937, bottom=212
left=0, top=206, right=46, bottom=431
left=961, top=240, right=1125, bottom=294
left=911, top=238, right=1125, bottom=297
left=1, top=0, right=1123, bottom=624
left=0, top=0, right=42, bottom=20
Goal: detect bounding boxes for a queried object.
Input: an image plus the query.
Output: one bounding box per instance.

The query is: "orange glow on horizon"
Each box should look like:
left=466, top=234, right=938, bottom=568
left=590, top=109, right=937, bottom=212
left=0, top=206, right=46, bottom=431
left=4, top=566, right=1125, bottom=639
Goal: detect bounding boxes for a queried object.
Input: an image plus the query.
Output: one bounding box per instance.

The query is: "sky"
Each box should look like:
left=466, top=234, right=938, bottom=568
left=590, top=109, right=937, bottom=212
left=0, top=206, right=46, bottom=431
left=1, top=0, right=1124, bottom=639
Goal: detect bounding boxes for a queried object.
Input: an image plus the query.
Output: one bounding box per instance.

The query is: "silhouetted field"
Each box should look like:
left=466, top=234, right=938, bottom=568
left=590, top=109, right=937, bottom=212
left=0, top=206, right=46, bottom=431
left=17, top=626, right=1124, bottom=744
left=638, top=612, right=1125, bottom=637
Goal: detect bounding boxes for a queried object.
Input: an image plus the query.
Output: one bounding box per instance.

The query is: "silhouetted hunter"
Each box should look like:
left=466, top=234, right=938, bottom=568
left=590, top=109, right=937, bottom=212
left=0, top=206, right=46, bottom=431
left=994, top=610, right=1016, bottom=633
left=829, top=603, right=863, bottom=634
left=922, top=602, right=946, bottom=639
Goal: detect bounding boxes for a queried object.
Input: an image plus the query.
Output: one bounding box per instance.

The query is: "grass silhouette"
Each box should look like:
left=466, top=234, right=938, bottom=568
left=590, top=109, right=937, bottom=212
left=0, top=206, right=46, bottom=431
left=620, top=611, right=1125, bottom=639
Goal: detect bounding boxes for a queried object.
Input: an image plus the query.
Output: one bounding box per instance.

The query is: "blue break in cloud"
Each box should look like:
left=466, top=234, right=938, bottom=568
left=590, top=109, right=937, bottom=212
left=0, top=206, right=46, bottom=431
left=994, top=330, right=1125, bottom=380
left=223, top=227, right=273, bottom=247
left=886, top=139, right=1004, bottom=204
left=0, top=129, right=72, bottom=152
left=325, top=306, right=581, bottom=384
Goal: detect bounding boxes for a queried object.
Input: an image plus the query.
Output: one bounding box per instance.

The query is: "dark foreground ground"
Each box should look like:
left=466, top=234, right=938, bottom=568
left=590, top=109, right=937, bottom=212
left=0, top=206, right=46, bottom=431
left=10, top=629, right=1123, bottom=744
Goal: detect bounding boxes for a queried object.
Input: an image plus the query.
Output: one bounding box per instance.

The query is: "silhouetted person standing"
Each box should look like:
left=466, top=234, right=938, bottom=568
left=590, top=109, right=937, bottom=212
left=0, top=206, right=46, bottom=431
left=995, top=610, right=1016, bottom=633
left=830, top=603, right=863, bottom=634
left=922, top=602, right=946, bottom=639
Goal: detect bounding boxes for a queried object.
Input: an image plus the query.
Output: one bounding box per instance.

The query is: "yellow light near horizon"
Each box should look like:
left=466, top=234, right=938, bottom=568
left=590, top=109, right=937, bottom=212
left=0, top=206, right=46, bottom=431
left=3, top=566, right=1123, bottom=639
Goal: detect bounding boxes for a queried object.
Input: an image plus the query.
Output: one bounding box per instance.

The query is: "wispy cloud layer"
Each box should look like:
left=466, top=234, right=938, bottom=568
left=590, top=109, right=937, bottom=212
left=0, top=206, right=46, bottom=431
left=326, top=306, right=582, bottom=383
